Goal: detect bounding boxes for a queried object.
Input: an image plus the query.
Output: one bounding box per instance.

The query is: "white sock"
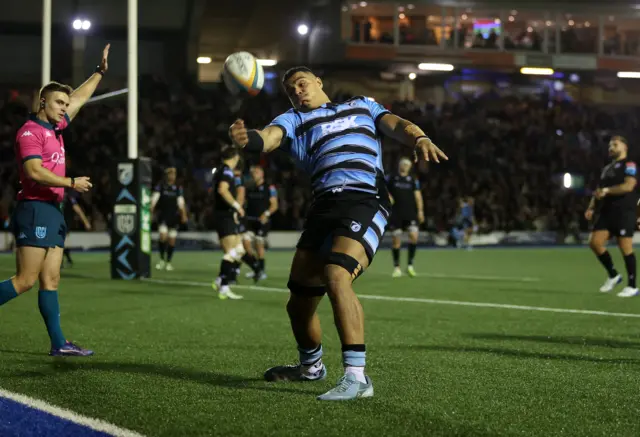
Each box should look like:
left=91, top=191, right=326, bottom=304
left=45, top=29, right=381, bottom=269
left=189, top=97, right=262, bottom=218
left=345, top=366, right=366, bottom=384
left=220, top=285, right=230, bottom=294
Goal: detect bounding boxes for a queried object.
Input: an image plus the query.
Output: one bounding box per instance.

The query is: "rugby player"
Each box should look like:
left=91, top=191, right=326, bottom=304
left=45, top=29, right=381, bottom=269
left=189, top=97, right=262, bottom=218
left=229, top=66, right=447, bottom=400
left=211, top=146, right=247, bottom=300
left=243, top=165, right=278, bottom=280
left=0, top=44, right=110, bottom=356
left=585, top=136, right=638, bottom=297
left=151, top=167, right=187, bottom=271
left=386, top=157, right=424, bottom=278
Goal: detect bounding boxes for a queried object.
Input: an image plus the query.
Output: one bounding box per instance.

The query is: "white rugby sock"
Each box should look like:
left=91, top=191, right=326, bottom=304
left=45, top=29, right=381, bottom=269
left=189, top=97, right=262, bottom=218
left=344, top=366, right=366, bottom=384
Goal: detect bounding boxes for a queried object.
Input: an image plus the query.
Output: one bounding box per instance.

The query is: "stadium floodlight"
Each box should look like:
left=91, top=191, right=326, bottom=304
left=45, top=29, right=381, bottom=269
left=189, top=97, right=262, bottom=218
left=418, top=63, right=454, bottom=71
left=408, top=72, right=417, bottom=80
left=257, top=59, right=278, bottom=67
left=617, top=71, right=640, bottom=79
left=563, top=173, right=572, bottom=189
left=520, top=67, right=554, bottom=75
left=72, top=18, right=91, bottom=31
left=196, top=56, right=212, bottom=64
left=297, top=24, right=309, bottom=36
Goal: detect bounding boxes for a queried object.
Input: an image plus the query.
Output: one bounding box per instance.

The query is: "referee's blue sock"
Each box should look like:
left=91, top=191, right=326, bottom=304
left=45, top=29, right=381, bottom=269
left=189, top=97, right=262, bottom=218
left=0, top=279, right=18, bottom=306
left=38, top=290, right=66, bottom=349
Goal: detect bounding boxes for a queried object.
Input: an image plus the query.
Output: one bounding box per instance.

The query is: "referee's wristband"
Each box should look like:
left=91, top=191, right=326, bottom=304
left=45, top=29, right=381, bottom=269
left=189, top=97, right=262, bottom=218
left=69, top=177, right=75, bottom=188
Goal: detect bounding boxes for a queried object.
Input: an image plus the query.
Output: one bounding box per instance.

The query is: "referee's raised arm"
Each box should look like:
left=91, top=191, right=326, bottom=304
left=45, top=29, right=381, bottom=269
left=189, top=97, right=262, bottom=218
left=66, top=44, right=110, bottom=121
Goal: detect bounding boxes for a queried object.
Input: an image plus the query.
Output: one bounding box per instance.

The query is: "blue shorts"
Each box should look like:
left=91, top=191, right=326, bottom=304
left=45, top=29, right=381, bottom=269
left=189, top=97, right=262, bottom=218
left=11, top=200, right=67, bottom=248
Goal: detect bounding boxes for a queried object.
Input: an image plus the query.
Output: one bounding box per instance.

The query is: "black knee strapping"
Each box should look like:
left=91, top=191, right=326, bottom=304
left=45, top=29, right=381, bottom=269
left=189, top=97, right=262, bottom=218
left=287, top=279, right=326, bottom=297
left=326, top=252, right=363, bottom=280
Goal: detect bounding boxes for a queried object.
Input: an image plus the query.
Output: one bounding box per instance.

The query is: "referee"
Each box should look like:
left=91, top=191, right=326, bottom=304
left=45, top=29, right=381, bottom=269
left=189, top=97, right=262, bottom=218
left=585, top=135, right=638, bottom=297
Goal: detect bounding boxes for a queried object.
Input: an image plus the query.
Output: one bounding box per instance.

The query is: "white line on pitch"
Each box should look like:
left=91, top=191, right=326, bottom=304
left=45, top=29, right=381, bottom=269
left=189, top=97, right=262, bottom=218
left=209, top=265, right=542, bottom=283
left=0, top=388, right=146, bottom=437
left=142, top=277, right=640, bottom=319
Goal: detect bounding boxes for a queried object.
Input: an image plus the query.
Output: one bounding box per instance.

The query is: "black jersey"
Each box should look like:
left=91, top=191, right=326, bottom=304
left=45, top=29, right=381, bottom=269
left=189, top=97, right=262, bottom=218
left=246, top=183, right=278, bottom=219
left=598, top=158, right=637, bottom=211
left=213, top=165, right=237, bottom=213
left=386, top=173, right=420, bottom=218
left=153, top=183, right=183, bottom=215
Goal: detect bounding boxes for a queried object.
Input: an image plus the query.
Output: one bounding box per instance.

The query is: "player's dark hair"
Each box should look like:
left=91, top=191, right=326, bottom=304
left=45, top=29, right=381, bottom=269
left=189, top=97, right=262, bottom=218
left=220, top=145, right=240, bottom=161
left=612, top=135, right=629, bottom=146
left=282, top=66, right=315, bottom=85
left=40, top=81, right=73, bottom=100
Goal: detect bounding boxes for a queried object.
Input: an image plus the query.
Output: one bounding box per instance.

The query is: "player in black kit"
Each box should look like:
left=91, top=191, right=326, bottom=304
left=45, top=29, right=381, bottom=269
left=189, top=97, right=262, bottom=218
left=151, top=167, right=187, bottom=271
left=585, top=136, right=638, bottom=297
left=211, top=147, right=261, bottom=299
left=242, top=164, right=279, bottom=280
left=386, top=158, right=424, bottom=278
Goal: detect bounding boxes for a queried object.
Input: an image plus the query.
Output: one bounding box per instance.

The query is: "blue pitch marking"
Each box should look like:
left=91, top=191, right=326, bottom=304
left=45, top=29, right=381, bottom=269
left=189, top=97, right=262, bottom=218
left=0, top=396, right=112, bottom=437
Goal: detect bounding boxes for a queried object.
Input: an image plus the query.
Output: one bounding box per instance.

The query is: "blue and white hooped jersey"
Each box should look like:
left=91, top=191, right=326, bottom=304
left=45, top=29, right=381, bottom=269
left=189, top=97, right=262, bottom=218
left=266, top=96, right=390, bottom=197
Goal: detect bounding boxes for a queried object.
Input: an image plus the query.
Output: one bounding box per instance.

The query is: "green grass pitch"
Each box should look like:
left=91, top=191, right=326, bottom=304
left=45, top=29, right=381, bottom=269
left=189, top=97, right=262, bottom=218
left=0, top=248, right=639, bottom=437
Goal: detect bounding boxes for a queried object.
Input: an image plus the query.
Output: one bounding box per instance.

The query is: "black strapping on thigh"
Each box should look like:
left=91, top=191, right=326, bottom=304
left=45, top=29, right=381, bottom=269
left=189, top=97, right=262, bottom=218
left=287, top=279, right=326, bottom=297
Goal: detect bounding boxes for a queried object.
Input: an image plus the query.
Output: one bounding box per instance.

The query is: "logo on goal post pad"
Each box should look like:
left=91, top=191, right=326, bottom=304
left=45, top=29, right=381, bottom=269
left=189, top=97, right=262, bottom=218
left=118, top=163, right=134, bottom=186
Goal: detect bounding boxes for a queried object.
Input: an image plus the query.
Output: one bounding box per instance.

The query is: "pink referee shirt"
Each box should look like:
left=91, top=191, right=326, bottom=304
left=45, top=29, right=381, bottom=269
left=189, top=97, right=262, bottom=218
left=15, top=114, right=71, bottom=203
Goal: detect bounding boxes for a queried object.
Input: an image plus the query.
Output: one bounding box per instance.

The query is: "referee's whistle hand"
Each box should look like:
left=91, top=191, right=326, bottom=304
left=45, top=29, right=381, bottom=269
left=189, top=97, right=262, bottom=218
left=229, top=119, right=249, bottom=147
left=73, top=176, right=92, bottom=193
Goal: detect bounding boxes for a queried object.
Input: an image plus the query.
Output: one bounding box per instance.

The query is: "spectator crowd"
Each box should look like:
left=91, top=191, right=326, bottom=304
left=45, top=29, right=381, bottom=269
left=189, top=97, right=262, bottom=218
left=1, top=77, right=639, bottom=237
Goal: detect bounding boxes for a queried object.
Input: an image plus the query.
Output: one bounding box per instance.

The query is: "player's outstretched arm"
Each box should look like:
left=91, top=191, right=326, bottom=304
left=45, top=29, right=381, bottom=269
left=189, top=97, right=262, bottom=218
left=67, top=44, right=110, bottom=121
left=229, top=119, right=283, bottom=153
left=378, top=113, right=448, bottom=163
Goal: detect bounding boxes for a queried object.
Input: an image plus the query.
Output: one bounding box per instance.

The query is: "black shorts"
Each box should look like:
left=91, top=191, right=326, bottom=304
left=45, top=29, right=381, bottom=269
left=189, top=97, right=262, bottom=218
left=593, top=209, right=636, bottom=237
left=387, top=215, right=418, bottom=233
left=215, top=212, right=239, bottom=239
left=158, top=212, right=180, bottom=229
left=246, top=218, right=270, bottom=237
left=297, top=191, right=390, bottom=263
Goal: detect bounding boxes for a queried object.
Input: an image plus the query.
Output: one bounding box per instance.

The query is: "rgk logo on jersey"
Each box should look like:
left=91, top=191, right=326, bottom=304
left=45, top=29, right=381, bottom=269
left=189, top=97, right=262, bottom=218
left=319, top=116, right=358, bottom=137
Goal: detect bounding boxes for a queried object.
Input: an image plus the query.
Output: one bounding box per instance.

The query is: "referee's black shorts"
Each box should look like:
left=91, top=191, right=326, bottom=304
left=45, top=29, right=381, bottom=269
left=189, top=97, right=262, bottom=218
left=592, top=209, right=636, bottom=238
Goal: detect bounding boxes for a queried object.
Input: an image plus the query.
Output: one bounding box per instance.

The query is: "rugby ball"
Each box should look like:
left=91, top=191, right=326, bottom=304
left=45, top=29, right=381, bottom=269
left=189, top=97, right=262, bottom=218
left=222, top=52, right=264, bottom=96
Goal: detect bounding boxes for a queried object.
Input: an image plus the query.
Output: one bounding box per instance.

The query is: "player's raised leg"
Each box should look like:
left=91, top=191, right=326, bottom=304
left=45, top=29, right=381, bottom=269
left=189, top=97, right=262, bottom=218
left=264, top=249, right=327, bottom=382
left=39, top=247, right=93, bottom=356
left=317, top=236, right=374, bottom=401
left=589, top=230, right=622, bottom=292
left=391, top=230, right=402, bottom=278
left=616, top=236, right=638, bottom=297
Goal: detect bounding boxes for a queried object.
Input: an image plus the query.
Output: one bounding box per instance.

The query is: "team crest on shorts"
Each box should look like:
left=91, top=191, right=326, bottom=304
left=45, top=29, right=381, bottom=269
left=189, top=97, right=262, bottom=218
left=35, top=226, right=47, bottom=239
left=350, top=221, right=362, bottom=232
